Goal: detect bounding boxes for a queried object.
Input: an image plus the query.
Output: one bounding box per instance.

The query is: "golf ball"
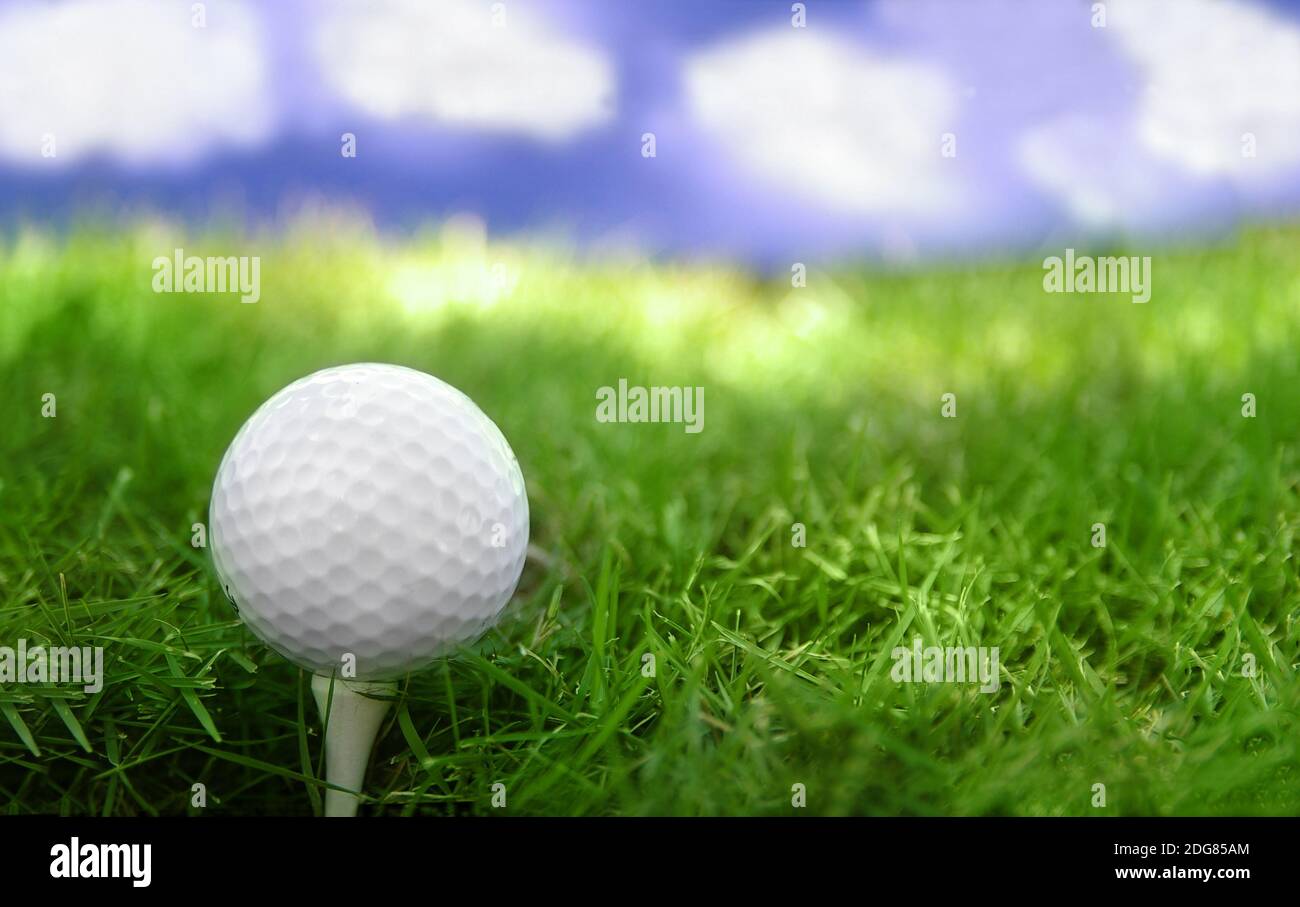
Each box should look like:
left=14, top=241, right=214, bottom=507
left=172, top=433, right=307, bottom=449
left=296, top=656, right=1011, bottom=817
left=209, top=363, right=529, bottom=680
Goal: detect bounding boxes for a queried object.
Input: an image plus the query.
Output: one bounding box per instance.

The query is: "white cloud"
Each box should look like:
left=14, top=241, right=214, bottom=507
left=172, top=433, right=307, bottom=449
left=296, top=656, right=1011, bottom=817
left=1016, top=114, right=1176, bottom=230
left=683, top=29, right=962, bottom=217
left=0, top=0, right=272, bottom=167
left=314, top=0, right=614, bottom=142
left=1111, top=0, right=1300, bottom=179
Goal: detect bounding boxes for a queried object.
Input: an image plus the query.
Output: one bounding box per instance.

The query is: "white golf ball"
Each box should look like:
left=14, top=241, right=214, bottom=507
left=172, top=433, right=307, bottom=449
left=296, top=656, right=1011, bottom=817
left=209, top=363, right=529, bottom=680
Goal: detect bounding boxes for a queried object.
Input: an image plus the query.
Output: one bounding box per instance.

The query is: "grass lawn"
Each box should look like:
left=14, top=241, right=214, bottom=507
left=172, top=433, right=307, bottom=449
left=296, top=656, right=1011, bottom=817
left=1, top=221, right=1297, bottom=815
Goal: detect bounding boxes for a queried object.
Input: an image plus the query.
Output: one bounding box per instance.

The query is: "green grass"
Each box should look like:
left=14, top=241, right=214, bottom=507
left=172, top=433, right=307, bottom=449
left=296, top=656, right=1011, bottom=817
left=1, top=220, right=1297, bottom=815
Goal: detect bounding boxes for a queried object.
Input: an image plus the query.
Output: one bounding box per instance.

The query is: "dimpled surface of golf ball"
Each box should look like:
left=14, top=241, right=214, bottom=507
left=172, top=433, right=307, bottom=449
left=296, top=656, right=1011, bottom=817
left=209, top=363, right=529, bottom=680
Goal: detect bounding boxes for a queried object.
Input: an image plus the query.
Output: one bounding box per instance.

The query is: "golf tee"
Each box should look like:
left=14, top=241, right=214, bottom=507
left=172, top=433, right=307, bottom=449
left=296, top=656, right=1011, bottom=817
left=310, top=674, right=397, bottom=817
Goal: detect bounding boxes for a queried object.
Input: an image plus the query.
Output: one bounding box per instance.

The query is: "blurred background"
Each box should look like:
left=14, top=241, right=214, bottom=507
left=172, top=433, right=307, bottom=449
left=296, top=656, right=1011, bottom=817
left=2, top=0, right=1299, bottom=262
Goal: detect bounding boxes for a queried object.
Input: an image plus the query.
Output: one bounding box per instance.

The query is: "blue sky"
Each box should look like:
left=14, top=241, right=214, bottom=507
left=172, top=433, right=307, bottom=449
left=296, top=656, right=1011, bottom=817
left=2, top=0, right=1299, bottom=264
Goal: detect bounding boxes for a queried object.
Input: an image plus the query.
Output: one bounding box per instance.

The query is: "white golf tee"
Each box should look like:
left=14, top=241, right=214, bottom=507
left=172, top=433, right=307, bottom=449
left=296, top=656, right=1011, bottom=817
left=310, top=674, right=397, bottom=817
